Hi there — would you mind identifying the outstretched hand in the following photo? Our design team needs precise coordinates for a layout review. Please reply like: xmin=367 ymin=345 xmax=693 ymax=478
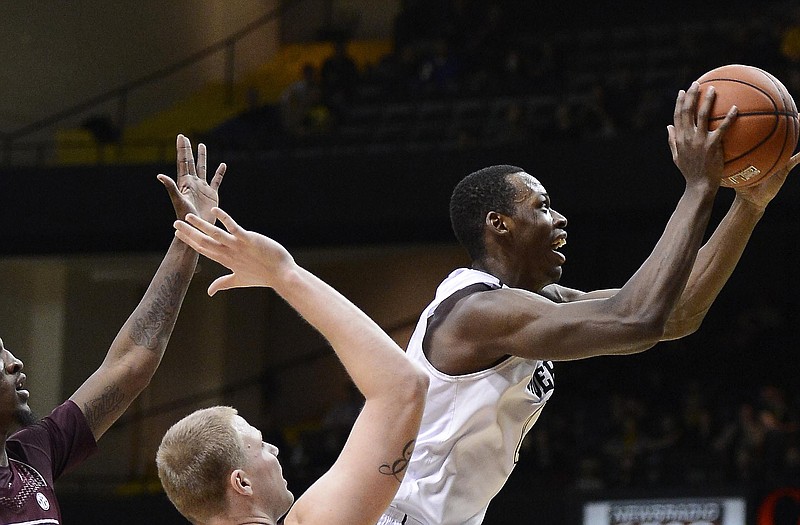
xmin=173 ymin=207 xmax=296 ymax=296
xmin=158 ymin=134 xmax=226 ymax=223
xmin=667 ymin=82 xmax=737 ymax=189
xmin=734 ymin=151 xmax=800 ymax=210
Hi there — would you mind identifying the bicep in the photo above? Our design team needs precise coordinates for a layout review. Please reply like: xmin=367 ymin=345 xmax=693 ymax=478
xmin=455 ymin=288 xmax=657 ymax=362
xmin=286 ymin=399 xmax=420 ymax=525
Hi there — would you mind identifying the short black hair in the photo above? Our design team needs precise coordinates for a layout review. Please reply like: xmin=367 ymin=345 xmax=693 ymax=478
xmin=449 ymin=165 xmax=524 ymax=261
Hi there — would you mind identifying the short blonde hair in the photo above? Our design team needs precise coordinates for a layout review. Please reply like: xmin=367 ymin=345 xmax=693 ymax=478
xmin=156 ymin=406 xmax=246 ymax=523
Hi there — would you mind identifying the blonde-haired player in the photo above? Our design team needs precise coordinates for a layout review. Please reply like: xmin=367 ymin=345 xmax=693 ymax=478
xmin=157 ymin=206 xmax=428 ymax=525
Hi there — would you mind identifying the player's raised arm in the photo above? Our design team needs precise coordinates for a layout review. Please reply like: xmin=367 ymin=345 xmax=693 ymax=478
xmin=69 ymin=135 xmax=225 ymax=440
xmin=663 ymin=150 xmax=800 ymax=338
xmin=170 ymin=208 xmax=428 ymax=525
xmin=432 ymin=84 xmax=736 ymax=370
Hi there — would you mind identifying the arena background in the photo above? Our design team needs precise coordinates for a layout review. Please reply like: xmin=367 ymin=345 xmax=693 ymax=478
xmin=2 ymin=1 xmax=800 ymax=523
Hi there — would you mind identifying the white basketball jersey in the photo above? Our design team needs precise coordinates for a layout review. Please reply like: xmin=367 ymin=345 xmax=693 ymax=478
xmin=387 ymin=268 xmax=555 ymax=525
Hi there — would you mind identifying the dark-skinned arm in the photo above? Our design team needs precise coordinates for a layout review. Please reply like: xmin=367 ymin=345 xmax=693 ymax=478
xmin=663 ymin=151 xmax=800 ymax=338
xmin=435 ymin=83 xmax=738 ymax=370
xmin=69 ymin=134 xmax=225 ymax=440
xmin=543 ymin=153 xmax=799 ymax=339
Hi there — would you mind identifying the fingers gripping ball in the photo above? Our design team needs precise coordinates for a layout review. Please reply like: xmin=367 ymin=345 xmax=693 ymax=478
xmin=696 ymin=64 xmax=799 ymax=187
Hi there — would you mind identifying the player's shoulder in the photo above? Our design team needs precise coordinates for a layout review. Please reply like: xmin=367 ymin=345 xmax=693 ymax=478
xmin=443 ymin=285 xmax=548 ymax=332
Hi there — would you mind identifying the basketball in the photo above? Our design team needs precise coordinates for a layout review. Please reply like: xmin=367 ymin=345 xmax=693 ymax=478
xmin=695 ymin=64 xmax=799 ymax=188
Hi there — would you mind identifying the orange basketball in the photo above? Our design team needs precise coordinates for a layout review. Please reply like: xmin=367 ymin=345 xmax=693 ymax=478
xmin=696 ymin=64 xmax=799 ymax=188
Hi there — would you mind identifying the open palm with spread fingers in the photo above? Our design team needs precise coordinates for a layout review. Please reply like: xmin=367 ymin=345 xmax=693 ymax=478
xmin=174 ymin=207 xmax=294 ymax=296
xmin=158 ymin=134 xmax=226 ymax=223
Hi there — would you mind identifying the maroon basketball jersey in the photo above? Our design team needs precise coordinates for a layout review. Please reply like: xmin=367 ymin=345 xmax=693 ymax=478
xmin=1 ymin=400 xmax=97 ymax=524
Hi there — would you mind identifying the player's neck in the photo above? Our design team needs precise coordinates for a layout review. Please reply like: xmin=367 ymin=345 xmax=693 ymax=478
xmin=0 ymin=443 xmax=9 ymax=468
xmin=207 ymin=512 xmax=275 ymax=525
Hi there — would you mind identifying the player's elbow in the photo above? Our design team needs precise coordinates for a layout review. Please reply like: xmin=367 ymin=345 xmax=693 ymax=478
xmin=608 ymin=294 xmax=674 ymax=348
xmin=662 ymin=318 xmax=702 ymax=341
xmin=622 ymin=311 xmax=670 ymax=350
xmin=662 ymin=307 xmax=707 ymax=340
xmin=116 ymin=358 xmax=159 ymax=395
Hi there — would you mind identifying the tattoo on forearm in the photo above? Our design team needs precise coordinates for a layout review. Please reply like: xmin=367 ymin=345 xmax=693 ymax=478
xmin=83 ymin=385 xmax=126 ymax=432
xmin=379 ymin=439 xmax=416 ymax=482
xmin=129 ymin=272 xmax=185 ymax=352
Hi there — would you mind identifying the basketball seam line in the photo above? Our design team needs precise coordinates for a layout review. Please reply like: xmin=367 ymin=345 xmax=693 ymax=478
xmin=708 ymin=112 xmax=799 ymax=120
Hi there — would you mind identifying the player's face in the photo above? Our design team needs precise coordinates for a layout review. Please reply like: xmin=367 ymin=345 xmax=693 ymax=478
xmin=0 ymin=339 xmax=33 ymax=431
xmin=506 ymin=173 xmax=568 ymax=290
xmin=232 ymin=415 xmax=294 ymax=518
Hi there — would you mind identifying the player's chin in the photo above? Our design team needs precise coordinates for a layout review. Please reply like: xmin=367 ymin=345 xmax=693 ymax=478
xmin=545 ymin=266 xmax=563 ymax=286
xmin=15 ymin=404 xmax=38 ymax=427
xmin=279 ymin=490 xmax=295 ymax=520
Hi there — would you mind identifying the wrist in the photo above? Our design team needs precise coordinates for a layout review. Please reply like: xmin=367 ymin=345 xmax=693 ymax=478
xmin=684 ymin=179 xmax=719 ymax=205
xmin=172 ymin=234 xmax=201 ymax=259
xmin=732 ymin=193 xmax=767 ymax=218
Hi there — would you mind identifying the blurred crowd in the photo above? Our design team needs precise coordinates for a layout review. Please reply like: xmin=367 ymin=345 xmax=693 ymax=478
xmin=277 ymin=376 xmax=800 ymax=498
xmin=517 ymin=374 xmax=800 ymax=495
xmin=263 ymin=0 xmax=800 ymax=151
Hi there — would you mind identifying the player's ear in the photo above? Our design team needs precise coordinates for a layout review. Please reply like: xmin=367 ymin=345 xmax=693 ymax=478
xmin=486 ymin=211 xmax=510 ymax=234
xmin=231 ymin=469 xmax=253 ymax=496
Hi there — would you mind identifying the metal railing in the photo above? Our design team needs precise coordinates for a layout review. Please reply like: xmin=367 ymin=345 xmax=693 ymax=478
xmin=1 ymin=0 xmax=305 ymax=167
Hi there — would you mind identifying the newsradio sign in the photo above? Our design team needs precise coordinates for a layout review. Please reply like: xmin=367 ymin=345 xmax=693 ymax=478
xmin=583 ymin=497 xmax=746 ymax=525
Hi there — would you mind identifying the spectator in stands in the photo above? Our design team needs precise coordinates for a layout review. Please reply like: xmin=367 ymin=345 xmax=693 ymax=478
xmin=548 ymin=99 xmax=580 ymax=142
xmin=459 ymin=4 xmax=507 ymax=94
xmin=415 ymin=39 xmax=462 ymax=97
xmin=526 ymin=40 xmax=560 ymax=95
xmin=364 ymin=44 xmax=420 ymax=101
xmin=280 ymin=62 xmax=330 ymax=140
xmin=81 ymin=114 xmax=121 ymax=144
xmin=496 ymin=47 xmax=532 ymax=95
xmin=483 ymin=100 xmax=531 ymax=148
xmin=321 ymin=39 xmax=360 ymax=123
xmin=759 ymin=407 xmax=790 ymax=485
xmin=779 ymin=6 xmax=800 ymax=97
xmin=676 ymin=385 xmax=716 ymax=485
xmin=714 ymin=402 xmax=765 ymax=482
xmin=574 ymin=84 xmax=617 ymax=140
xmin=781 ymin=9 xmax=800 ymax=63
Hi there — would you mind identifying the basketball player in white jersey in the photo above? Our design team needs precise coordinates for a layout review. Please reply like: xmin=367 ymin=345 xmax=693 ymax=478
xmin=378 ymin=84 xmax=800 ymax=524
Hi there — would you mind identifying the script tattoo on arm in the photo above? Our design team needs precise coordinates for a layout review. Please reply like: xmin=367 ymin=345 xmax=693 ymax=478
xmin=129 ymin=272 xmax=185 ymax=352
xmin=83 ymin=385 xmax=126 ymax=433
xmin=379 ymin=439 xmax=416 ymax=482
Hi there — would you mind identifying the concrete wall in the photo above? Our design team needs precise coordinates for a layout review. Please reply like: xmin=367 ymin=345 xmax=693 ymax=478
xmin=0 ymin=0 xmax=403 ymax=143
xmin=0 ymin=0 xmax=279 ymax=138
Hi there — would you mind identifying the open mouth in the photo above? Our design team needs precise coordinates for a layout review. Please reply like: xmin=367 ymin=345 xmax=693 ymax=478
xmin=550 ymin=235 xmax=567 ymax=265
xmin=16 ymin=375 xmax=29 ymax=400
